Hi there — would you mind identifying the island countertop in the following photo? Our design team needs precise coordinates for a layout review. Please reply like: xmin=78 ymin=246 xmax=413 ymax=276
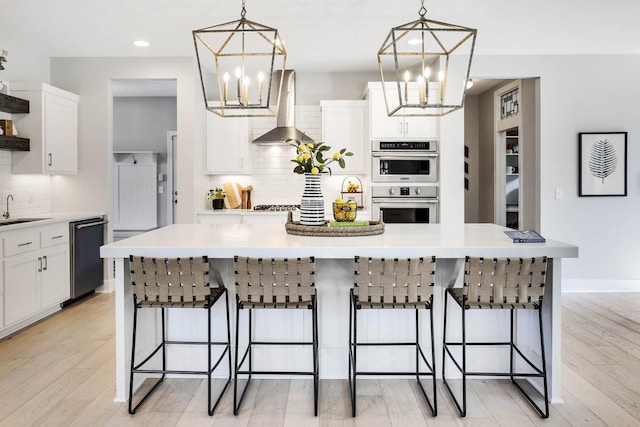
xmin=100 ymin=222 xmax=578 ymax=259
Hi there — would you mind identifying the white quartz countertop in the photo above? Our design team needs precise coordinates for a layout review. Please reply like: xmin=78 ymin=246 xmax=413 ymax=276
xmin=0 ymin=212 xmax=106 ymax=231
xmin=101 ymin=223 xmax=578 ymax=260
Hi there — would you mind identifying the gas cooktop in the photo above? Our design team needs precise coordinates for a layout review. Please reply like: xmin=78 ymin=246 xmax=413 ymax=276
xmin=253 ymin=204 xmax=300 ymax=211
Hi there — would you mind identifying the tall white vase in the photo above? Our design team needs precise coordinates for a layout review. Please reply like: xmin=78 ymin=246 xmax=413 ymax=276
xmin=300 ymin=173 xmax=325 ymax=226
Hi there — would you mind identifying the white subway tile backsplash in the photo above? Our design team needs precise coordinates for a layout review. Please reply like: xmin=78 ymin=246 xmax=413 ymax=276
xmin=0 ymin=151 xmax=52 ymax=216
xmin=206 ymin=105 xmax=364 ymax=210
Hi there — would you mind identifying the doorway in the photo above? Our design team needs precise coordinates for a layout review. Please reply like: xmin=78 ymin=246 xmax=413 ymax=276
xmin=463 ymin=78 xmax=540 ymax=230
xmin=110 ymin=79 xmax=177 ymax=240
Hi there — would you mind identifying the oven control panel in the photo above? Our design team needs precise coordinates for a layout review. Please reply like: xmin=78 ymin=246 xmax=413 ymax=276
xmin=372 ymin=184 xmax=437 ymax=199
xmin=373 ymin=140 xmax=437 ymax=152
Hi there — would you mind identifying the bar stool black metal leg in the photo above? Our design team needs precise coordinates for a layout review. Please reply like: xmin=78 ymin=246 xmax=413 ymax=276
xmin=312 ymin=295 xmax=319 ymax=416
xmin=538 ymin=306 xmax=550 ymax=418
xmin=413 ymin=305 xmax=436 ymax=416
xmin=128 ymin=300 xmax=138 ymax=414
xmin=349 ymin=292 xmax=358 ymax=417
xmin=207 ymin=303 xmax=213 ymax=415
xmin=234 ymin=305 xmax=256 ymax=415
xmin=442 ymin=290 xmax=467 ymax=417
xmin=461 ymin=298 xmax=467 ymax=417
xmin=203 ymin=289 xmax=232 ymax=416
xmin=429 ymin=303 xmax=437 ymax=415
xmin=233 ymin=301 xmax=244 ymax=415
xmin=128 ymin=303 xmax=166 ymax=414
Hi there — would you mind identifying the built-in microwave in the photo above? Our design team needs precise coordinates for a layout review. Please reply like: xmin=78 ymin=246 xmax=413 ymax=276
xmin=372 ymin=140 xmax=438 ymax=183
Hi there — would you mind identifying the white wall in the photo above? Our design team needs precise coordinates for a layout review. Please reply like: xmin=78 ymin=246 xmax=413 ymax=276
xmin=48 ymin=57 xmax=200 ymax=231
xmin=469 ymin=54 xmax=640 ymax=290
xmin=0 ymin=37 xmax=50 ymax=84
xmin=0 ymin=39 xmax=52 ymax=215
xmin=113 ymin=96 xmax=176 ymax=152
xmin=464 ymin=96 xmax=480 ymax=222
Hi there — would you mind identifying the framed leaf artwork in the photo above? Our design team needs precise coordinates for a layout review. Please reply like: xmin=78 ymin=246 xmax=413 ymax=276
xmin=578 ymin=132 xmax=627 ymax=196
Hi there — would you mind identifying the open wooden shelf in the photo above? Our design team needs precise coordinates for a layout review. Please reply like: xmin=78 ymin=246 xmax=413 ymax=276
xmin=0 ymin=92 xmax=31 ymax=151
xmin=0 ymin=92 xmax=30 ymax=114
xmin=0 ymin=135 xmax=30 ymax=151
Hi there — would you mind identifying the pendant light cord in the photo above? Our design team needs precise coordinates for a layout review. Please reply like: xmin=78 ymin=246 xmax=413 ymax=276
xmin=241 ymin=0 xmax=246 ymax=19
xmin=419 ymin=0 xmax=427 ymax=18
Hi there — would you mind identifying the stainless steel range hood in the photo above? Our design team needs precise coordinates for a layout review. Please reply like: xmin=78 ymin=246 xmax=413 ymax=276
xmin=253 ymin=70 xmax=313 ymax=144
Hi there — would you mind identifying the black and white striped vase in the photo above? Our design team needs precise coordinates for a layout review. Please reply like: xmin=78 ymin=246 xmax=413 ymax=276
xmin=300 ymin=173 xmax=325 ymax=226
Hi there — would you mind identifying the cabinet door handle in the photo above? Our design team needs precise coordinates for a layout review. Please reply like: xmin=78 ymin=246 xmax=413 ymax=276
xmin=398 ymin=121 xmax=403 ymax=135
xmin=38 ymin=257 xmax=43 ymax=272
xmin=18 ymin=241 xmax=33 ymax=247
xmin=48 ymin=153 xmax=53 ymax=167
xmin=405 ymin=122 xmax=409 ymax=135
xmin=51 ymin=235 xmax=64 ymax=240
xmin=43 ymin=255 xmax=48 ymax=271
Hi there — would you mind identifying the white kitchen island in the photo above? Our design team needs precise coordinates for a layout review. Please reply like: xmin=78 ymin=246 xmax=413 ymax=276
xmin=101 ymin=222 xmax=578 ymax=404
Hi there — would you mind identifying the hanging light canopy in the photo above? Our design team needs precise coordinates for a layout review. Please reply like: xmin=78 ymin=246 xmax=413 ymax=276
xmin=378 ymin=0 xmax=477 ymax=117
xmin=193 ymin=0 xmax=286 ymax=117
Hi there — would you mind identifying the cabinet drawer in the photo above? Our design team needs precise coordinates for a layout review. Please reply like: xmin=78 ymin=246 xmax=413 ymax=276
xmin=41 ymin=224 xmax=69 ymax=248
xmin=4 ymin=230 xmax=40 ymax=257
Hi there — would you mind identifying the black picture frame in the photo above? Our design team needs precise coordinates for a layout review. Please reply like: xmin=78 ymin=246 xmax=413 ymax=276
xmin=578 ymin=132 xmax=627 ymax=197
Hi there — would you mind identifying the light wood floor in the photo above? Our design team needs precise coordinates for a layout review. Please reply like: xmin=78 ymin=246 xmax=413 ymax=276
xmin=1 ymin=292 xmax=639 ymax=426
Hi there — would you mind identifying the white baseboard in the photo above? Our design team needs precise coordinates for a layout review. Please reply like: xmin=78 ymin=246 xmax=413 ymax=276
xmin=562 ymin=279 xmax=640 ymax=293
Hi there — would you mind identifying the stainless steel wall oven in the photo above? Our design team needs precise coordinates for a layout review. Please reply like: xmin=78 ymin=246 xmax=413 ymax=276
xmin=371 ymin=139 xmax=439 ymax=223
xmin=371 ymin=184 xmax=438 ymax=223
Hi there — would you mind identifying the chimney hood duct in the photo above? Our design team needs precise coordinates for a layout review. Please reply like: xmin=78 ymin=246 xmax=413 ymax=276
xmin=253 ymin=70 xmax=313 ymax=144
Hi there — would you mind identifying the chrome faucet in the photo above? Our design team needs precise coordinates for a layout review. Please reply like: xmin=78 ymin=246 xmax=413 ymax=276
xmin=3 ymin=194 xmax=13 ymax=219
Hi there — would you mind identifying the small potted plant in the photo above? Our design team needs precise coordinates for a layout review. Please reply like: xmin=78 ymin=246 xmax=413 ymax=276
xmin=208 ymin=188 xmax=225 ymax=210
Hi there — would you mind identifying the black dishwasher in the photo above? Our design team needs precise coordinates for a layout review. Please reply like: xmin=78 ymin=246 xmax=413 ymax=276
xmin=65 ymin=217 xmax=108 ymax=306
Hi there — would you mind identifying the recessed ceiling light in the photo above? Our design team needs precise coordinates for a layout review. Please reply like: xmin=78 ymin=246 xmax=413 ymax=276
xmin=133 ymin=40 xmax=150 ymax=47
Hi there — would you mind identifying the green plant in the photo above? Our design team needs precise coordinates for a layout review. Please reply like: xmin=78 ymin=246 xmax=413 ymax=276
xmin=0 ymin=50 xmax=7 ymax=71
xmin=208 ymin=187 xmax=226 ymax=199
xmin=288 ymin=138 xmax=352 ymax=175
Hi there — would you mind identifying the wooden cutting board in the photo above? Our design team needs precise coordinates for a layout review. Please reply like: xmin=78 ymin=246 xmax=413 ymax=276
xmin=223 ymin=182 xmax=243 ymax=209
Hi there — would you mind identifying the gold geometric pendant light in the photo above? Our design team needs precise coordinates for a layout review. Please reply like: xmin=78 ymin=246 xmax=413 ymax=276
xmin=378 ymin=0 xmax=477 ymax=117
xmin=193 ymin=0 xmax=286 ymax=117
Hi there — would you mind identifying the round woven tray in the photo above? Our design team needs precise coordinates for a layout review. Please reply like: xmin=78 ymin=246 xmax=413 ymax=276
xmin=285 ymin=212 xmax=385 ymax=237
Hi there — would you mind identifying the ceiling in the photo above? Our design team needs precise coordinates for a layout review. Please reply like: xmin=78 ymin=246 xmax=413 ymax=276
xmin=2 ymin=0 xmax=640 ymax=74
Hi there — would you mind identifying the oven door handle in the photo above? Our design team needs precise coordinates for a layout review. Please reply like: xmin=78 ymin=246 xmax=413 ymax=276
xmin=373 ymin=198 xmax=438 ymax=205
xmin=372 ymin=152 xmax=438 ymax=158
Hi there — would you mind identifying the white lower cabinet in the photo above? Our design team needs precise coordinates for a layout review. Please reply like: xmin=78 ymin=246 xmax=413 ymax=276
xmin=1 ymin=223 xmax=69 ymax=334
xmin=40 ymin=246 xmax=70 ymax=308
xmin=4 ymin=251 xmax=41 ymax=326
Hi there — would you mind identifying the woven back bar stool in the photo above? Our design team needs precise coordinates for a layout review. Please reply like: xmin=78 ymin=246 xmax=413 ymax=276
xmin=442 ymin=256 xmax=549 ymax=418
xmin=349 ymin=256 xmax=437 ymax=417
xmin=233 ymin=256 xmax=319 ymax=416
xmin=128 ymin=256 xmax=231 ymax=415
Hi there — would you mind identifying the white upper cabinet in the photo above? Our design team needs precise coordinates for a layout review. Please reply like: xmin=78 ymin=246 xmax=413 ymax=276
xmin=11 ymin=83 xmax=78 ymax=174
xmin=367 ymin=83 xmax=437 ymax=139
xmin=205 ymin=111 xmax=251 ymax=174
xmin=320 ymin=100 xmax=368 ymax=174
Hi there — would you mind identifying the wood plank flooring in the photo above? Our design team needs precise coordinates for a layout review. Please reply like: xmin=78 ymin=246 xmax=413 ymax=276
xmin=1 ymin=292 xmax=639 ymax=426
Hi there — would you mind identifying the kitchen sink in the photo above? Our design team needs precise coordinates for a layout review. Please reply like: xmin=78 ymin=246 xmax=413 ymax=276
xmin=0 ymin=218 xmax=50 ymax=226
